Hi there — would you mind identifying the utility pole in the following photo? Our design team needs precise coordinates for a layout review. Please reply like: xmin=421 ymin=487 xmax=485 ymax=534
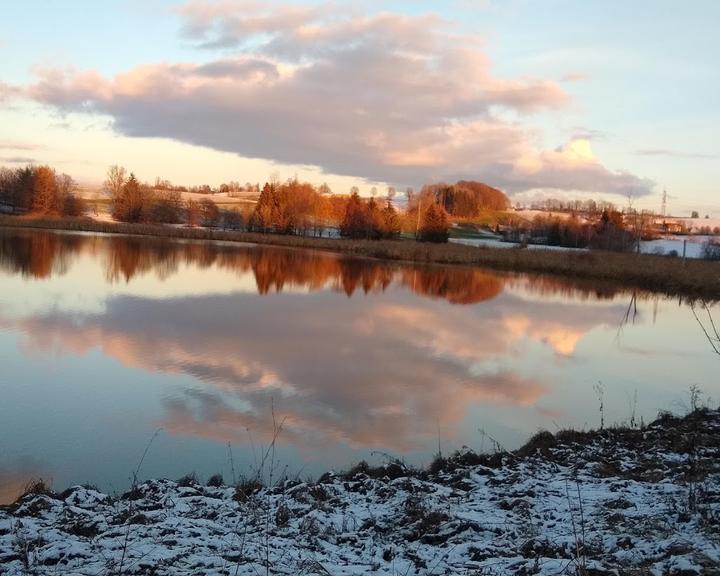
xmin=661 ymin=188 xmax=667 ymax=217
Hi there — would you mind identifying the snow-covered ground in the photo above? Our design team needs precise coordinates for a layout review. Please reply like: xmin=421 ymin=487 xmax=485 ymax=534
xmin=450 ymin=235 xmax=719 ymax=259
xmin=450 ymin=237 xmax=587 ymax=252
xmin=2 ymin=410 xmax=718 ymax=575
xmin=640 ymin=236 xmax=715 ymax=259
xmin=78 ymin=187 xmax=256 ymax=205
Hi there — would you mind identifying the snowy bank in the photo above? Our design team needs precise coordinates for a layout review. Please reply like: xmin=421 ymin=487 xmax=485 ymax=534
xmin=1 ymin=410 xmax=718 ymax=575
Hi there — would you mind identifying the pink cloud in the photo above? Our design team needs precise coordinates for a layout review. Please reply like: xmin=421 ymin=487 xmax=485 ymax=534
xmin=16 ymin=3 xmax=652 ymax=196
xmin=561 ymin=72 xmax=590 ymax=82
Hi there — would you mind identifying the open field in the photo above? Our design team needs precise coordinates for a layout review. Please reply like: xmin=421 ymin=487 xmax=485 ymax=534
xmin=0 ymin=214 xmax=719 ymax=300
xmin=77 ymin=186 xmax=259 ymax=207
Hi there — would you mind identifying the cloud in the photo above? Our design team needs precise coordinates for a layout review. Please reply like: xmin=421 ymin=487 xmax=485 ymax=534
xmin=635 ymin=148 xmax=716 ymax=160
xmin=3 ymin=280 xmax=627 ymax=454
xmin=571 ymin=127 xmax=607 ymax=141
xmin=18 ymin=3 xmax=651 ymax=196
xmin=0 ymin=231 xmax=633 ymax=455
xmin=0 ymin=156 xmax=36 ymax=164
xmin=561 ymin=72 xmax=590 ymax=82
xmin=0 ymin=141 xmax=43 ymax=151
xmin=508 ymin=139 xmax=654 ymax=198
xmin=0 ymin=82 xmax=20 ymax=102
xmin=3 ymin=292 xmax=553 ymax=452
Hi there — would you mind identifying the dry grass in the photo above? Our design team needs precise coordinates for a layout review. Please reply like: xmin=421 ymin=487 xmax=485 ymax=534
xmin=1 ymin=214 xmax=719 ymax=300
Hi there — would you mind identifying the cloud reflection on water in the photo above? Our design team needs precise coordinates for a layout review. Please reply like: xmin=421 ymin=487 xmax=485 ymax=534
xmin=0 ymin=229 xmax=634 ymax=456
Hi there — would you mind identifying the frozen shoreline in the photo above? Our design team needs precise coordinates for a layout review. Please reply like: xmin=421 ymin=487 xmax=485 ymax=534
xmin=450 ymin=234 xmax=718 ymax=259
xmin=1 ymin=409 xmax=718 ymax=575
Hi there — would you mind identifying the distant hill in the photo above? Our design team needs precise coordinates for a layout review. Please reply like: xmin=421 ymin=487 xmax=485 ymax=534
xmin=421 ymin=180 xmax=510 ymax=217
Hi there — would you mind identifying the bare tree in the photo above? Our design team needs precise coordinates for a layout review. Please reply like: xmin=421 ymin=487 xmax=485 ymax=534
xmin=186 ymin=199 xmax=201 ymax=227
xmin=57 ymin=173 xmax=76 ymax=197
xmin=200 ymin=198 xmax=220 ymax=227
xmin=105 ymin=165 xmax=127 ymax=201
xmin=405 ymin=187 xmax=414 ymax=204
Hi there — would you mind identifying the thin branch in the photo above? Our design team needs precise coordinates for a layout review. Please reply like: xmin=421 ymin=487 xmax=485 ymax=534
xmin=691 ymin=301 xmax=720 ymax=355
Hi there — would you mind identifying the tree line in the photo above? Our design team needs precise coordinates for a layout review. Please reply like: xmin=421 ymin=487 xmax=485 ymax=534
xmin=0 ymin=165 xmax=85 ymax=217
xmin=518 ymin=197 xmax=621 ymax=215
xmin=414 ymin=181 xmax=510 ymax=217
xmin=1 ymin=227 xmax=642 ymax=300
xmin=107 ymin=166 xmax=454 ymax=242
xmin=501 ymin=209 xmax=635 ymax=251
xmin=2 ymin=163 xmax=528 ymax=245
xmin=0 ymin=227 xmax=509 ymax=303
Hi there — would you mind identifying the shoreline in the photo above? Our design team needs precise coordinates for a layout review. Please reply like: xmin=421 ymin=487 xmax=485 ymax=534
xmin=1 ymin=214 xmax=719 ymax=300
xmin=2 ymin=408 xmax=718 ymax=574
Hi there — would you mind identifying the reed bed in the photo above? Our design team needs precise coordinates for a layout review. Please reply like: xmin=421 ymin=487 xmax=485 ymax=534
xmin=1 ymin=214 xmax=718 ymax=300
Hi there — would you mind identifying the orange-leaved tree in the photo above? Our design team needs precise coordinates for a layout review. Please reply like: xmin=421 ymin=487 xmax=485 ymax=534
xmin=418 ymin=203 xmax=450 ymax=243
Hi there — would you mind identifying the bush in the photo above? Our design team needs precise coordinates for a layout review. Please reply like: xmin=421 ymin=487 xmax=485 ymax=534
xmin=702 ymin=241 xmax=720 ymax=261
xmin=149 ymin=191 xmax=182 ymax=224
xmin=200 ymin=198 xmax=220 ymax=227
xmin=62 ymin=194 xmax=86 ymax=217
xmin=221 ymin=209 xmax=244 ymax=230
xmin=177 ymin=472 xmax=198 ymax=487
xmin=206 ymin=473 xmax=224 ymax=487
xmin=233 ymin=478 xmax=263 ymax=502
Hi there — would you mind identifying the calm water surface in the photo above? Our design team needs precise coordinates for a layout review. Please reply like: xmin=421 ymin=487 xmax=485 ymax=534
xmin=0 ymin=228 xmax=717 ymax=502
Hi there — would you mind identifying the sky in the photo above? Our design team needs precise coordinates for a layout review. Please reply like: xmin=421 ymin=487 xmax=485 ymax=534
xmin=0 ymin=0 xmax=718 ymax=215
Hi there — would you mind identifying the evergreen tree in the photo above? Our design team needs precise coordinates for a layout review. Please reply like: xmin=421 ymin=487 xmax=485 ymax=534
xmin=112 ymin=173 xmax=146 ymax=222
xmin=381 ymin=200 xmax=400 ymax=238
xmin=418 ymin=203 xmax=450 ymax=243
xmin=340 ymin=191 xmax=368 ymax=239
xmin=250 ymin=182 xmax=276 ymax=232
xmin=365 ymin=197 xmax=382 ymax=239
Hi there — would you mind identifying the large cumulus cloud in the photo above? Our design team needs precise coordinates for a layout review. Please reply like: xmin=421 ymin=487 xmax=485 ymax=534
xmin=21 ymin=2 xmax=653 ymax=196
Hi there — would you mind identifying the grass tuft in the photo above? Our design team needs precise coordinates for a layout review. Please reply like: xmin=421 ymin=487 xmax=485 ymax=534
xmin=206 ymin=473 xmax=224 ymax=487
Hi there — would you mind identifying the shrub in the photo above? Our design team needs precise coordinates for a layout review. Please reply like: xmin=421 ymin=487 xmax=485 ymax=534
xmin=275 ymin=503 xmax=291 ymax=527
xmin=149 ymin=190 xmax=182 ymax=224
xmin=21 ymin=478 xmax=53 ymax=498
xmin=206 ymin=473 xmax=224 ymax=487
xmin=702 ymin=241 xmax=720 ymax=261
xmin=62 ymin=194 xmax=86 ymax=217
xmin=177 ymin=473 xmax=198 ymax=487
xmin=516 ymin=430 xmax=556 ymax=457
xmin=233 ymin=478 xmax=263 ymax=502
xmin=200 ymin=198 xmax=220 ymax=227
xmin=221 ymin=209 xmax=244 ymax=230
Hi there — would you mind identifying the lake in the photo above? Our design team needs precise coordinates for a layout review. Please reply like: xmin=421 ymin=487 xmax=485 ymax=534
xmin=0 ymin=228 xmax=717 ymax=503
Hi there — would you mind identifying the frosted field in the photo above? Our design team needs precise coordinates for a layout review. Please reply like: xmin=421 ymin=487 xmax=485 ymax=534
xmin=2 ymin=410 xmax=717 ymax=575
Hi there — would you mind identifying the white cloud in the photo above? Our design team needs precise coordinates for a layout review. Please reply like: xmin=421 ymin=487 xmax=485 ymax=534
xmin=635 ymin=148 xmax=716 ymax=160
xmin=17 ymin=2 xmax=653 ymax=196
